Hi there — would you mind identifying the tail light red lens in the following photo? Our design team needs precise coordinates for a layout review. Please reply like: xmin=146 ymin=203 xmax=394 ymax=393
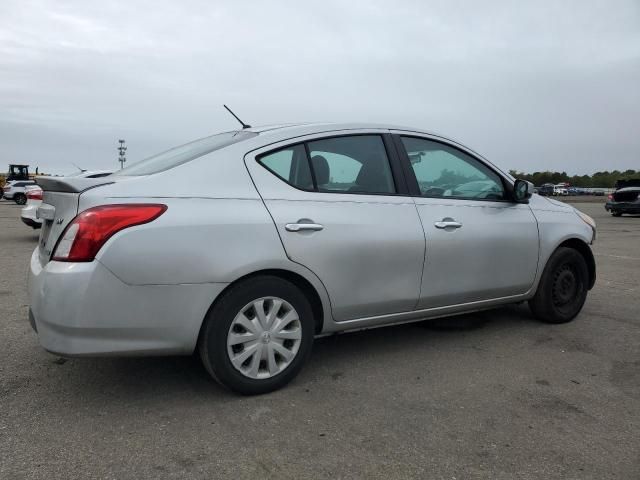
xmin=27 ymin=189 xmax=43 ymax=200
xmin=52 ymin=204 xmax=167 ymax=262
xmin=607 ymin=194 xmax=613 ymax=200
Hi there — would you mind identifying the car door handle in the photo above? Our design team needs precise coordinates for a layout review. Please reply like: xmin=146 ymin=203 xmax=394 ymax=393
xmin=285 ymin=223 xmax=324 ymax=232
xmin=434 ymin=220 xmax=462 ymax=229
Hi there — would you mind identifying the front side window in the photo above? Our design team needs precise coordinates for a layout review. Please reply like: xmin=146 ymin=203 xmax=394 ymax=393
xmin=307 ymin=135 xmax=395 ymax=194
xmin=401 ymin=137 xmax=505 ymax=200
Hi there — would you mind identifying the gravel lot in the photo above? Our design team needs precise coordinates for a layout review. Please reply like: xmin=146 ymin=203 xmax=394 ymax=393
xmin=0 ymin=200 xmax=638 ymax=479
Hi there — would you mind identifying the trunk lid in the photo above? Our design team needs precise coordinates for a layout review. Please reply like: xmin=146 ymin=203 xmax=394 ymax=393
xmin=35 ymin=176 xmax=113 ymax=265
xmin=612 ymin=188 xmax=640 ymax=203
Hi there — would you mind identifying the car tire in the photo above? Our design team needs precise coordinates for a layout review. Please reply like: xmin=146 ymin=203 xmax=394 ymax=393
xmin=198 ymin=275 xmax=314 ymax=395
xmin=612 ymin=211 xmax=622 ymax=217
xmin=529 ymin=247 xmax=589 ymax=324
xmin=14 ymin=193 xmax=27 ymax=205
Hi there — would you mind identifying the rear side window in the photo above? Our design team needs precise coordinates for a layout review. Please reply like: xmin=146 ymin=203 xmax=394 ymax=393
xmin=307 ymin=136 xmax=395 ymax=194
xmin=114 ymin=130 xmax=257 ymax=176
xmin=258 ymin=135 xmax=396 ymax=195
xmin=258 ymin=144 xmax=313 ymax=190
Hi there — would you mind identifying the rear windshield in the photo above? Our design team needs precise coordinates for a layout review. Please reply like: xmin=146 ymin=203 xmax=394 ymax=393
xmin=113 ymin=130 xmax=257 ymax=176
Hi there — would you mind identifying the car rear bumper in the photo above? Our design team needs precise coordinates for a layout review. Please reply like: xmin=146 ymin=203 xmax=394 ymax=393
xmin=605 ymin=201 xmax=640 ymax=213
xmin=28 ymin=248 xmax=227 ymax=356
xmin=21 ymin=216 xmax=41 ymax=229
xmin=21 ymin=204 xmax=42 ymax=228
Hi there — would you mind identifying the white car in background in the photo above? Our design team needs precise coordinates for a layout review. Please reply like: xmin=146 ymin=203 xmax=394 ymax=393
xmin=2 ymin=180 xmax=37 ymax=205
xmin=554 ymin=185 xmax=569 ymax=196
xmin=20 ymin=185 xmax=44 ymax=228
xmin=20 ymin=170 xmax=112 ymax=229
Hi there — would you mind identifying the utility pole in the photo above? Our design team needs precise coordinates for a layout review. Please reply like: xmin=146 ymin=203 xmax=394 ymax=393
xmin=118 ymin=139 xmax=127 ymax=169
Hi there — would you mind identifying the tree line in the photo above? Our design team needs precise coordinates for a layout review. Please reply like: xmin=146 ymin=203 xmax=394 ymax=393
xmin=508 ymin=169 xmax=640 ymax=188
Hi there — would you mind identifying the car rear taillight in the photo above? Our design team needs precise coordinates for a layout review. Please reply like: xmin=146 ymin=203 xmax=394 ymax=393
xmin=27 ymin=189 xmax=43 ymax=200
xmin=607 ymin=194 xmax=613 ymax=200
xmin=52 ymin=204 xmax=167 ymax=262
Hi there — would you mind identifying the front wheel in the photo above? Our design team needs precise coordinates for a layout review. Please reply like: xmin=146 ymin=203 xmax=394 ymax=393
xmin=529 ymin=247 xmax=589 ymax=324
xmin=198 ymin=276 xmax=314 ymax=395
xmin=611 ymin=211 xmax=622 ymax=217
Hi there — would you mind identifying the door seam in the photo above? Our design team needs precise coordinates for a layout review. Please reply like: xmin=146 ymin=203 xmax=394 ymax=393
xmin=411 ymin=198 xmax=428 ymax=310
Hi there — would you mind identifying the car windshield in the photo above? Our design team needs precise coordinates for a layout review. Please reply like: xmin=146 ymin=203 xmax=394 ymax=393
xmin=113 ymin=130 xmax=257 ymax=176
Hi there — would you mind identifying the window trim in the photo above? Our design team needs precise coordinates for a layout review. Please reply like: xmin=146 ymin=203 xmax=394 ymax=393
xmin=393 ymin=133 xmax=517 ymax=203
xmin=255 ymin=133 xmax=411 ymax=197
xmin=302 ymin=142 xmax=318 ymax=191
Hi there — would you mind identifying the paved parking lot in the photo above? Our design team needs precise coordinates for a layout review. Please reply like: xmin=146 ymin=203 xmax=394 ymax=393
xmin=0 ymin=200 xmax=638 ymax=479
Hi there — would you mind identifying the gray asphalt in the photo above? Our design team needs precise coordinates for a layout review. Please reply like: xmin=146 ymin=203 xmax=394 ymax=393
xmin=0 ymin=200 xmax=638 ymax=479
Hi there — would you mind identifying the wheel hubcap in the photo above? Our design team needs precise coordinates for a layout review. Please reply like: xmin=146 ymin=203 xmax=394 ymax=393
xmin=552 ymin=265 xmax=578 ymax=306
xmin=227 ymin=297 xmax=302 ymax=379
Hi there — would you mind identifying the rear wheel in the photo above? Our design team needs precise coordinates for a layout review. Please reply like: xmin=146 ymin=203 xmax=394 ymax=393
xmin=611 ymin=211 xmax=622 ymax=217
xmin=529 ymin=247 xmax=589 ymax=324
xmin=14 ymin=193 xmax=27 ymax=205
xmin=198 ymin=276 xmax=314 ymax=395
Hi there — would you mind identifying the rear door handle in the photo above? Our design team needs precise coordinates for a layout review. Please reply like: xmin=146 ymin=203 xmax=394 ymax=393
xmin=434 ymin=219 xmax=462 ymax=229
xmin=285 ymin=223 xmax=324 ymax=232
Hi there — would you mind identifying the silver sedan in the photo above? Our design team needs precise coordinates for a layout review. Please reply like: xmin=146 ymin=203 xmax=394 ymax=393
xmin=28 ymin=123 xmax=597 ymax=394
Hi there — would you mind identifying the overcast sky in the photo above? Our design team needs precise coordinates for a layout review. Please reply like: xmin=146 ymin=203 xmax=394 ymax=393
xmin=1 ymin=0 xmax=638 ymax=175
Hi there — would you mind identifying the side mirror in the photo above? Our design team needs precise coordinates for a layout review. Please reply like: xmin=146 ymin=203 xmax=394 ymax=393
xmin=513 ymin=179 xmax=534 ymax=202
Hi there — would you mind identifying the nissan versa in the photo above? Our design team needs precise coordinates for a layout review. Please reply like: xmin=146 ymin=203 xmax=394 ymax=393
xmin=28 ymin=123 xmax=597 ymax=394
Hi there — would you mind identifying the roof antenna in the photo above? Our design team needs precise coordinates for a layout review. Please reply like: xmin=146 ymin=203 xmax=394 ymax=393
xmin=223 ymin=104 xmax=252 ymax=129
xmin=72 ymin=162 xmax=87 ymax=172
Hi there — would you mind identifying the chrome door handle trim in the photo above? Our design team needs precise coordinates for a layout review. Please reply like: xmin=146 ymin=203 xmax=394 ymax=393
xmin=285 ymin=223 xmax=324 ymax=232
xmin=434 ymin=221 xmax=462 ymax=229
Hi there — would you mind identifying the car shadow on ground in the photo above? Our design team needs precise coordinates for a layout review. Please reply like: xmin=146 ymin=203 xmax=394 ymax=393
xmin=36 ymin=304 xmax=539 ymax=402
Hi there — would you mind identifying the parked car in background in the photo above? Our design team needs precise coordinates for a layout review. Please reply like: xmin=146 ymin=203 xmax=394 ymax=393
xmin=567 ymin=187 xmax=586 ymax=196
xmin=20 ymin=170 xmax=112 ymax=228
xmin=28 ymin=123 xmax=597 ymax=394
xmin=553 ymin=185 xmax=569 ymax=196
xmin=536 ymin=184 xmax=554 ymax=196
xmin=605 ymin=187 xmax=640 ymax=216
xmin=20 ymin=186 xmax=43 ymax=228
xmin=2 ymin=180 xmax=37 ymax=204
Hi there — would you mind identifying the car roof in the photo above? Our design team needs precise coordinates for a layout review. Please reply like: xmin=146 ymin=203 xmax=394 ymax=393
xmin=246 ymin=122 xmax=442 ymax=136
xmin=238 ymin=122 xmax=512 ymax=181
